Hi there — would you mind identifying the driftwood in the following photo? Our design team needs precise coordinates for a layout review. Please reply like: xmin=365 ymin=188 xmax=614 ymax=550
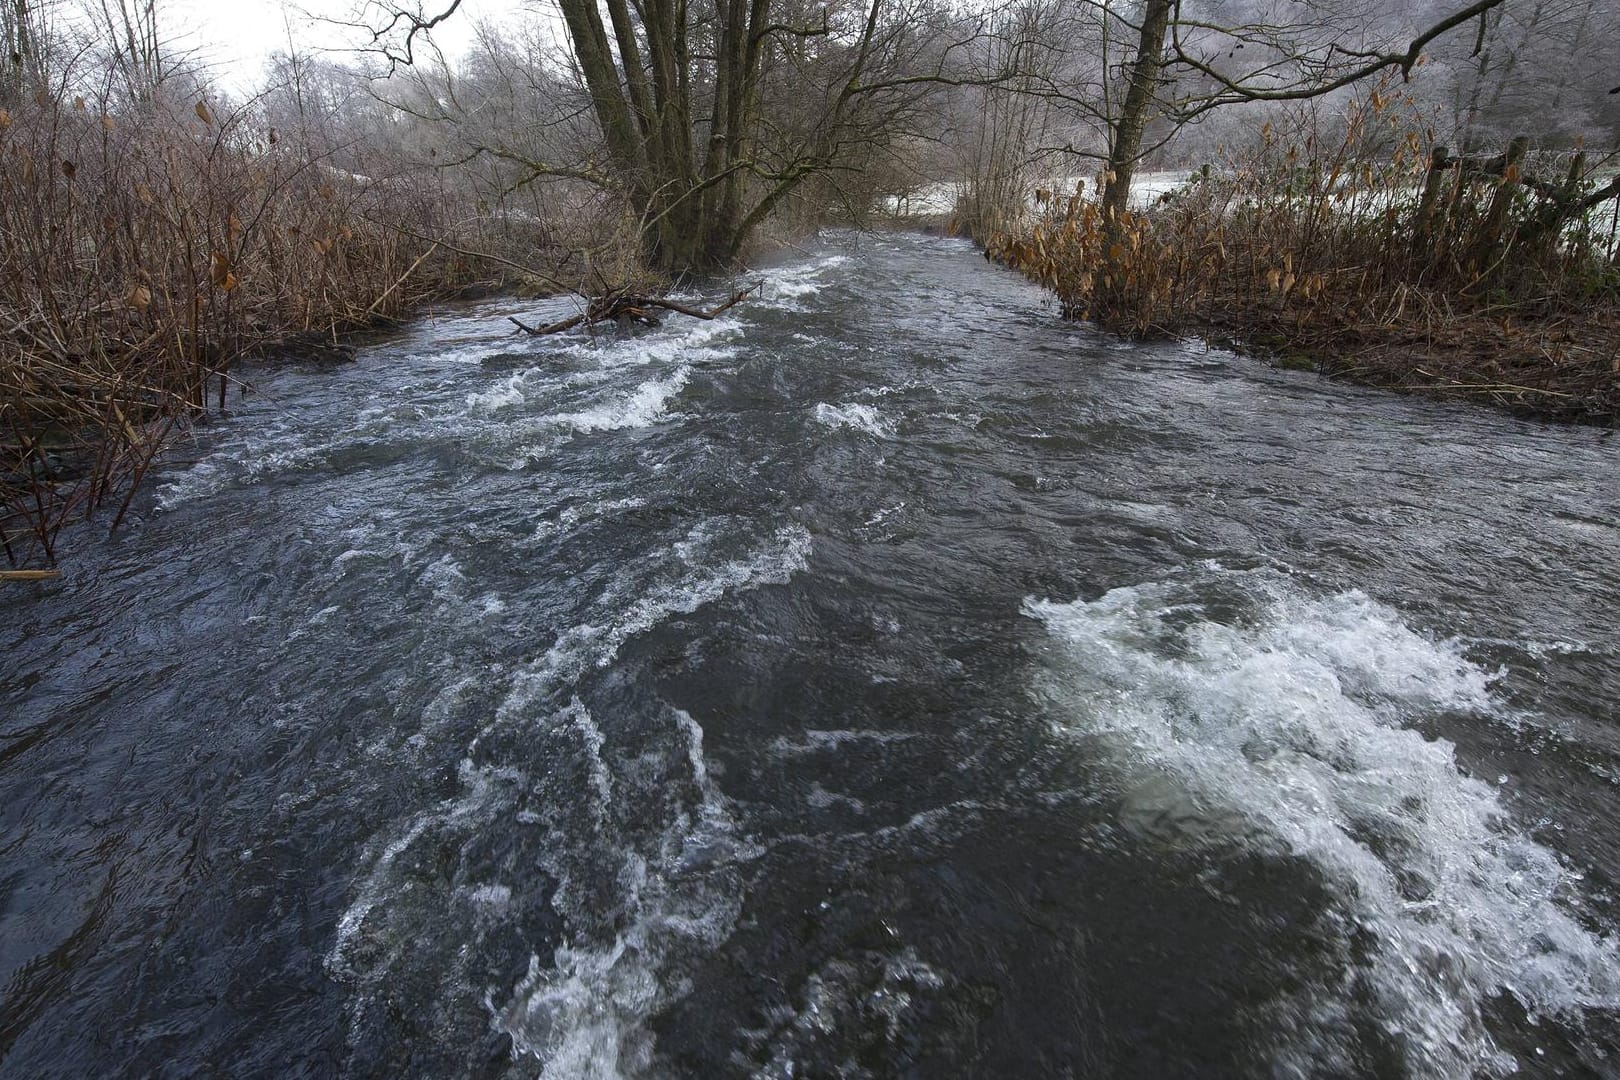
xmin=509 ymin=282 xmax=762 ymax=336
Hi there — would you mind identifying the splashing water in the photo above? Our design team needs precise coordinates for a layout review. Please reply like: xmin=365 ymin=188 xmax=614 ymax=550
xmin=1027 ymin=567 xmax=1620 ymax=1076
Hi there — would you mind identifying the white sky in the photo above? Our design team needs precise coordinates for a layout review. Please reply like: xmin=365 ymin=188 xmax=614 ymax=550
xmin=158 ymin=0 xmax=531 ymax=89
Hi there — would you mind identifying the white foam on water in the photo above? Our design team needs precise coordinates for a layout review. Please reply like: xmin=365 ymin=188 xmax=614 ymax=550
xmin=564 ymin=697 xmax=614 ymax=811
xmin=465 ymin=316 xmax=739 ymax=416
xmin=1026 ymin=572 xmax=1620 ymax=1077
xmin=327 ymin=758 xmax=515 ymax=977
xmin=158 ymin=314 xmax=740 ymax=508
xmin=864 ymin=503 xmax=905 ymax=527
xmin=856 ymin=380 xmax=929 ymax=400
xmin=468 ymin=527 xmax=812 ymax=1075
xmin=767 ymin=254 xmax=850 ymax=304
xmin=806 ymin=783 xmax=866 ymax=813
xmin=156 ymin=442 xmax=326 ymax=508
xmin=494 ymin=707 xmax=754 ymax=1079
xmin=465 ymin=371 xmax=532 ymax=413
xmin=748 ymin=947 xmax=948 ymax=1079
xmin=333 ymin=522 xmax=809 ymax=1004
xmin=812 ymin=402 xmax=895 ymax=439
xmin=546 ymin=367 xmax=691 ymax=434
xmin=554 ymin=316 xmax=742 ymax=370
xmin=465 ymin=883 xmax=514 ymax=908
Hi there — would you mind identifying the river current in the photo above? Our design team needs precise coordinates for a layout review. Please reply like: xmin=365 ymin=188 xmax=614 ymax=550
xmin=4 ymin=232 xmax=1620 ymax=1077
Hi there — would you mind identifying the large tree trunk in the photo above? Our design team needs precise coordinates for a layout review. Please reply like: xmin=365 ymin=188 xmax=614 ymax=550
xmin=550 ymin=0 xmax=902 ymax=276
xmin=1100 ymin=0 xmax=1172 ymax=227
xmin=1091 ymin=0 xmax=1172 ymax=311
xmin=557 ymin=0 xmax=773 ymax=274
xmin=556 ymin=0 xmax=647 ymax=186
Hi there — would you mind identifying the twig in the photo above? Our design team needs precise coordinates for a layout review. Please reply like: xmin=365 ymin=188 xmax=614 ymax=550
xmin=510 ymin=313 xmax=587 ymax=335
xmin=509 ymin=282 xmax=763 ymax=336
xmin=638 ymin=283 xmax=763 ymax=320
xmin=364 ymin=242 xmax=441 ymax=317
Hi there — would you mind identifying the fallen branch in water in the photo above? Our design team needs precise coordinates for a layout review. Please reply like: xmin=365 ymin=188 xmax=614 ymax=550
xmin=510 ymin=282 xmax=762 ymax=336
xmin=509 ymin=313 xmax=589 ymax=336
xmin=0 ymin=569 xmax=63 ymax=582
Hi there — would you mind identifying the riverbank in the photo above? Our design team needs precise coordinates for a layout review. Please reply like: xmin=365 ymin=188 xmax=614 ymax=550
xmin=1199 ymin=299 xmax=1620 ymax=427
xmin=948 ymin=222 xmax=1620 ymax=426
xmin=0 ymin=85 xmax=632 ymax=570
xmin=983 ymin=183 xmax=1619 ymax=426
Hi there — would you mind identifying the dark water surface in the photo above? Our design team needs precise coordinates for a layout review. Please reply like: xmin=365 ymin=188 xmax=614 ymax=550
xmin=5 ymin=233 xmax=1620 ymax=1078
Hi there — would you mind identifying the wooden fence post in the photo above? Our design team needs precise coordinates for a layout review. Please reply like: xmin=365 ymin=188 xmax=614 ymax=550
xmin=1476 ymin=135 xmax=1529 ymax=261
xmin=1415 ymin=145 xmax=1451 ymax=243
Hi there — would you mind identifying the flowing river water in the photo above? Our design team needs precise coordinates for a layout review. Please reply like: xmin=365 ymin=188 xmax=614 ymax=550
xmin=4 ymin=232 xmax=1620 ymax=1078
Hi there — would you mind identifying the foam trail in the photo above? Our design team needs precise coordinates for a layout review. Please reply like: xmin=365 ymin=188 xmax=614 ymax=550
xmin=497 ymin=524 xmax=812 ymax=721
xmin=495 ymin=707 xmax=752 ymax=1079
xmin=327 ymin=758 xmax=515 ymax=977
xmin=330 ymin=522 xmax=811 ymax=1076
xmin=528 ymin=497 xmax=647 ymax=542
xmin=1026 ymin=571 xmax=1620 ymax=1078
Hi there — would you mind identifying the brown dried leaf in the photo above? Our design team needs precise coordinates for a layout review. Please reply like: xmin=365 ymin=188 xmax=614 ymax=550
xmin=195 ymin=101 xmax=213 ymax=126
xmin=127 ymin=285 xmax=151 ymax=312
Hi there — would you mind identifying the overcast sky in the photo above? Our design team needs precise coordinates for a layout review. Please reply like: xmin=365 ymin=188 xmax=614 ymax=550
xmin=158 ymin=0 xmax=531 ymax=88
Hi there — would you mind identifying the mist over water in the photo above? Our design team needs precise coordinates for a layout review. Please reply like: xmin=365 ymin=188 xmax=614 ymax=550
xmin=4 ymin=232 xmax=1620 ymax=1078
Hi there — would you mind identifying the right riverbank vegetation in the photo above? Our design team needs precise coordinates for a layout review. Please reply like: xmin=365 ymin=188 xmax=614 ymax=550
xmin=4 ymin=0 xmax=1618 ymax=570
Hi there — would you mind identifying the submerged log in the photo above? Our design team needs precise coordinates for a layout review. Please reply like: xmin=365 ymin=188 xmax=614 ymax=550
xmin=509 ymin=283 xmax=762 ymax=336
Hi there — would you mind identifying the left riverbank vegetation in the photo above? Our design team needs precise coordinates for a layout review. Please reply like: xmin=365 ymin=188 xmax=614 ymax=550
xmin=0 ymin=0 xmax=616 ymax=569
xmin=4 ymin=0 xmax=1616 ymax=572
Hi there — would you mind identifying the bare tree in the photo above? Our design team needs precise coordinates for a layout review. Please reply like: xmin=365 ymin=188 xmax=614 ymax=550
xmin=361 ymin=0 xmax=1000 ymax=273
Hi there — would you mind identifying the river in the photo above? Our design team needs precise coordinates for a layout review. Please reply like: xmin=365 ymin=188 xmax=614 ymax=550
xmin=4 ymin=232 xmax=1620 ymax=1078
